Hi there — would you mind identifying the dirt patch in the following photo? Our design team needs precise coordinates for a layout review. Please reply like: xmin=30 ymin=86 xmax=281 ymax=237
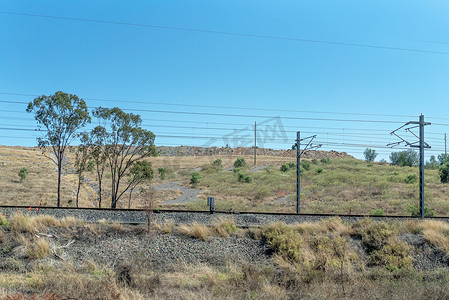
xmin=152 ymin=181 xmax=202 ymax=205
xmin=399 ymin=234 xmax=449 ymax=270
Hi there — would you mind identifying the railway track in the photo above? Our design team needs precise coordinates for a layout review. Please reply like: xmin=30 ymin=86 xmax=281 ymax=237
xmin=1 ymin=205 xmax=449 ymax=227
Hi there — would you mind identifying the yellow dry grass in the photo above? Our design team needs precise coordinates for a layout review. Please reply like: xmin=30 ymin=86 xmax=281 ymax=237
xmin=177 ymin=223 xmax=210 ymax=240
xmin=26 ymin=238 xmax=51 ymax=259
xmin=8 ymin=214 xmax=83 ymax=233
xmin=421 ymin=220 xmax=449 ymax=253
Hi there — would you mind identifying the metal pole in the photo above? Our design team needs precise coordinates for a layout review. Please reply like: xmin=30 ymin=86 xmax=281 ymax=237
xmin=254 ymin=121 xmax=257 ymax=166
xmin=296 ymin=131 xmax=300 ymax=214
xmin=419 ymin=114 xmax=425 ymax=218
xmin=445 ymin=133 xmax=447 ymax=156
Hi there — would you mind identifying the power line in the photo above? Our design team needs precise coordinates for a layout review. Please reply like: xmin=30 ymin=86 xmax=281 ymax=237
xmin=0 ymin=93 xmax=417 ymax=119
xmin=1 ymin=11 xmax=448 ymax=55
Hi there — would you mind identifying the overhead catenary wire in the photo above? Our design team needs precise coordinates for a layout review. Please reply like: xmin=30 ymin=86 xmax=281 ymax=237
xmin=0 ymin=93 xmax=418 ymax=119
xmin=1 ymin=11 xmax=449 ymax=55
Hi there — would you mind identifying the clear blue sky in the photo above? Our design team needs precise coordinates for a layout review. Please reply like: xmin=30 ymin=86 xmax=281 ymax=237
xmin=1 ymin=1 xmax=449 ymax=161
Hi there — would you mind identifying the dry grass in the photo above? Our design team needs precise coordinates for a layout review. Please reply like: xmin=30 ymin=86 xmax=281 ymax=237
xmin=154 ymin=221 xmax=174 ymax=233
xmin=59 ymin=216 xmax=84 ymax=227
xmin=26 ymin=238 xmax=51 ymax=260
xmin=211 ymin=218 xmax=238 ymax=237
xmin=8 ymin=214 xmax=83 ymax=233
xmin=421 ymin=220 xmax=449 ymax=253
xmin=2 ymin=145 xmax=449 ymax=216
xmin=177 ymin=222 xmax=211 ymax=240
xmin=0 ymin=216 xmax=449 ymax=299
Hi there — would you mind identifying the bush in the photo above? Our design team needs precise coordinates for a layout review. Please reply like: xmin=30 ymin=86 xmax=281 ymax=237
xmin=190 ymin=172 xmax=201 ymax=186
xmin=234 ymin=158 xmax=247 ymax=168
xmin=237 ymin=173 xmax=245 ymax=182
xmin=158 ymin=167 xmax=166 ymax=180
xmin=233 ymin=167 xmax=241 ymax=173
xmin=244 ymin=176 xmax=253 ymax=183
xmin=370 ymin=209 xmax=385 ymax=216
xmin=255 ymin=188 xmax=270 ymax=200
xmin=408 ymin=205 xmax=435 ymax=217
xmin=390 ymin=150 xmax=418 ymax=167
xmin=320 ymin=158 xmax=330 ymax=164
xmin=302 ymin=161 xmax=310 ymax=171
xmin=404 ymin=174 xmax=418 ymax=184
xmin=358 ymin=220 xmax=396 ymax=251
xmin=369 ymin=240 xmax=413 ymax=271
xmin=438 ymin=153 xmax=449 ymax=166
xmin=263 ymin=223 xmax=303 ymax=262
xmin=426 ymin=155 xmax=439 ymax=169
xmin=280 ymin=164 xmax=290 ymax=172
xmin=18 ymin=167 xmax=29 ymax=182
xmin=311 ymin=159 xmax=318 ymax=165
xmin=439 ymin=163 xmax=449 ymax=183
xmin=213 ymin=159 xmax=223 ymax=168
xmin=26 ymin=238 xmax=51 ymax=259
xmin=364 ymin=148 xmax=378 ymax=162
xmin=316 ymin=168 xmax=323 ymax=174
xmin=288 ymin=162 xmax=295 ymax=169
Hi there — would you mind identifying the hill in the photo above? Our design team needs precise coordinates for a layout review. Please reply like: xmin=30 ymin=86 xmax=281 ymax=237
xmin=0 ymin=145 xmax=448 ymax=216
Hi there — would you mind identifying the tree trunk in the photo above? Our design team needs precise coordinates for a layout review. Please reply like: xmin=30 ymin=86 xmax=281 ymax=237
xmin=128 ymin=188 xmax=134 ymax=209
xmin=76 ymin=175 xmax=81 ymax=208
xmin=57 ymin=155 xmax=62 ymax=207
xmin=98 ymin=179 xmax=102 ymax=208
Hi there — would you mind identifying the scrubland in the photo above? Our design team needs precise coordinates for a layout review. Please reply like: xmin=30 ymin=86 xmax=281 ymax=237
xmin=0 ymin=214 xmax=449 ymax=299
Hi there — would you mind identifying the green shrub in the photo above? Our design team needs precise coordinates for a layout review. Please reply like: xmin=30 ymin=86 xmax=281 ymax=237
xmin=213 ymin=159 xmax=223 ymax=168
xmin=234 ymin=158 xmax=247 ymax=168
xmin=237 ymin=173 xmax=245 ymax=182
xmin=364 ymin=148 xmax=378 ymax=162
xmin=357 ymin=220 xmax=396 ymax=251
xmin=439 ymin=163 xmax=449 ymax=183
xmin=408 ymin=205 xmax=435 ymax=217
xmin=244 ymin=176 xmax=252 ymax=183
xmin=263 ymin=223 xmax=303 ymax=262
xmin=390 ymin=150 xmax=418 ymax=167
xmin=370 ymin=209 xmax=385 ymax=216
xmin=158 ymin=167 xmax=166 ymax=180
xmin=18 ymin=167 xmax=29 ymax=182
xmin=404 ymin=174 xmax=418 ymax=184
xmin=255 ymin=188 xmax=270 ymax=200
xmin=280 ymin=164 xmax=290 ymax=172
xmin=288 ymin=162 xmax=295 ymax=169
xmin=369 ymin=240 xmax=413 ymax=271
xmin=302 ymin=161 xmax=310 ymax=171
xmin=316 ymin=168 xmax=323 ymax=174
xmin=311 ymin=159 xmax=318 ymax=165
xmin=233 ymin=167 xmax=241 ymax=173
xmin=190 ymin=172 xmax=201 ymax=186
xmin=320 ymin=158 xmax=330 ymax=164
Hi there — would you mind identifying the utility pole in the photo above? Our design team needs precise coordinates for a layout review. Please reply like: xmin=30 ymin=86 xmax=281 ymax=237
xmin=419 ymin=114 xmax=425 ymax=219
xmin=254 ymin=121 xmax=257 ymax=166
xmin=388 ymin=114 xmax=431 ymax=218
xmin=445 ymin=133 xmax=447 ymax=156
xmin=295 ymin=132 xmax=321 ymax=214
xmin=296 ymin=132 xmax=300 ymax=214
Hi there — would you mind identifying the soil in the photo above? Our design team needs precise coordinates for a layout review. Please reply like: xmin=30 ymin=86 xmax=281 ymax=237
xmin=152 ymin=181 xmax=202 ymax=205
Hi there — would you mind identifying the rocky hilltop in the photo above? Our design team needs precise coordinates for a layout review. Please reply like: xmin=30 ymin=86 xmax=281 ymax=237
xmin=156 ymin=146 xmax=353 ymax=159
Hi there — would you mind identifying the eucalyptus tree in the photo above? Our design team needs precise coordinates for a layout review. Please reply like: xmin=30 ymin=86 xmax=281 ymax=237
xmin=26 ymin=91 xmax=91 ymax=207
xmin=87 ymin=126 xmax=108 ymax=208
xmin=93 ymin=107 xmax=156 ymax=208
xmin=127 ymin=160 xmax=154 ymax=209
